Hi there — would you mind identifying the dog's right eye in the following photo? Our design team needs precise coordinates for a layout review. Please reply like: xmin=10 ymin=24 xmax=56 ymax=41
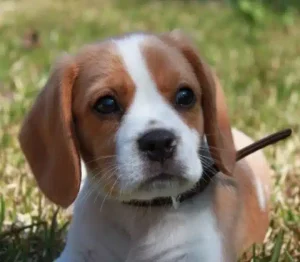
xmin=93 ymin=96 xmax=121 ymax=115
xmin=175 ymin=86 xmax=196 ymax=108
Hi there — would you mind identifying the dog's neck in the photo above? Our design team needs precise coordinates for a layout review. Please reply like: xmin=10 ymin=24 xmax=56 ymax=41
xmin=72 ymin=176 xmax=224 ymax=262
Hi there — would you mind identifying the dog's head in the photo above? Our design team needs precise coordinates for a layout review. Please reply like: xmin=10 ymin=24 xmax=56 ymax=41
xmin=19 ymin=30 xmax=236 ymax=207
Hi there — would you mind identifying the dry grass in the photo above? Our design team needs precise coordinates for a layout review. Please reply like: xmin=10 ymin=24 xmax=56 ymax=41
xmin=0 ymin=0 xmax=299 ymax=261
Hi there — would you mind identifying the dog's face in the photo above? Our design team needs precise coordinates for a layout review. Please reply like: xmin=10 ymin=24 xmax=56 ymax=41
xmin=19 ymin=31 xmax=236 ymax=207
xmin=73 ymin=35 xmax=203 ymax=200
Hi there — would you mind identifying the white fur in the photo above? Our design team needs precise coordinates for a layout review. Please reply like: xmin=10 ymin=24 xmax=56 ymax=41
xmin=254 ymin=177 xmax=266 ymax=210
xmin=80 ymin=159 xmax=87 ymax=191
xmin=55 ymin=34 xmax=222 ymax=261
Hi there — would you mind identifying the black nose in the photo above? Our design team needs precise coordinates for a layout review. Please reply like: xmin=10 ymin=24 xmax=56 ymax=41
xmin=138 ymin=129 xmax=177 ymax=162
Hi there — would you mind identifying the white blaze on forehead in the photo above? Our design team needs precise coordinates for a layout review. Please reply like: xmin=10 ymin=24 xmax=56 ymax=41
xmin=114 ymin=34 xmax=156 ymax=94
xmin=113 ymin=34 xmax=200 ymax=141
xmin=113 ymin=34 xmax=177 ymax=129
xmin=113 ymin=34 xmax=169 ymax=120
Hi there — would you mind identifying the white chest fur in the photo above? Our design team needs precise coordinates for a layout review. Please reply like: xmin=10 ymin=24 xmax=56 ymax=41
xmin=56 ymin=180 xmax=223 ymax=262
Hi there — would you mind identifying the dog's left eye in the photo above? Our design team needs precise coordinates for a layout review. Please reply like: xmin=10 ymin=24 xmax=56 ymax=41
xmin=93 ymin=96 xmax=121 ymax=114
xmin=175 ymin=87 xmax=196 ymax=108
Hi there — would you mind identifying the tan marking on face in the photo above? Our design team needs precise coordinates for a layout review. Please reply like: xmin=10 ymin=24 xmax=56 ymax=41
xmin=141 ymin=37 xmax=204 ymax=135
xmin=72 ymin=42 xmax=136 ymax=193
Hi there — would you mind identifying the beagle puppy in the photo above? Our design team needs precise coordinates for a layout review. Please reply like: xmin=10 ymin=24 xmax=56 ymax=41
xmin=19 ymin=30 xmax=271 ymax=262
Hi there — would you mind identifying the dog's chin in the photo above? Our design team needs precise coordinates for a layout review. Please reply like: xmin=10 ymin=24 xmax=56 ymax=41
xmin=121 ymin=173 xmax=197 ymax=201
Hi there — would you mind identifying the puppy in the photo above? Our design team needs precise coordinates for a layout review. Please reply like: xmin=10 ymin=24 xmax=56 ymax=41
xmin=19 ymin=30 xmax=271 ymax=262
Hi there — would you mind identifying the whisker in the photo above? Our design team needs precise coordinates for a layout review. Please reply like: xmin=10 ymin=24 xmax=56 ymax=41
xmin=78 ymin=164 xmax=120 ymax=207
xmin=199 ymin=145 xmax=234 ymax=153
xmin=99 ymin=176 xmax=121 ymax=212
xmin=200 ymin=154 xmax=222 ymax=167
xmin=85 ymin=154 xmax=117 ymax=164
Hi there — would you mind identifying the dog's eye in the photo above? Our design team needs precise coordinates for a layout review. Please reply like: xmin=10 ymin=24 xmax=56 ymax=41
xmin=93 ymin=96 xmax=121 ymax=114
xmin=175 ymin=87 xmax=196 ymax=108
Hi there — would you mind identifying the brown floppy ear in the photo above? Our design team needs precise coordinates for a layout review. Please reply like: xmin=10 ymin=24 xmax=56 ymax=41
xmin=18 ymin=55 xmax=81 ymax=207
xmin=160 ymin=30 xmax=236 ymax=175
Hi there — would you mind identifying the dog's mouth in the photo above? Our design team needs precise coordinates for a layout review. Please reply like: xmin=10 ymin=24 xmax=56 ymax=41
xmin=145 ymin=173 xmax=182 ymax=183
xmin=139 ymin=172 xmax=188 ymax=190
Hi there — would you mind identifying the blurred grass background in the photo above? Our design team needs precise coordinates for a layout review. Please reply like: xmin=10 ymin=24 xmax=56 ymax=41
xmin=0 ymin=0 xmax=299 ymax=261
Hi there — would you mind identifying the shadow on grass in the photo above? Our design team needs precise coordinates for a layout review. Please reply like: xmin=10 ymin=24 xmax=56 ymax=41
xmin=0 ymin=210 xmax=68 ymax=262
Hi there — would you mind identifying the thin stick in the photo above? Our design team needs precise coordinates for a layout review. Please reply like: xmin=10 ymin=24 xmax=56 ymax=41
xmin=236 ymin=129 xmax=292 ymax=161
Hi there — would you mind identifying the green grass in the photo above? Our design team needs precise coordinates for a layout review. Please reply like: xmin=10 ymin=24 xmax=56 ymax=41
xmin=0 ymin=0 xmax=299 ymax=261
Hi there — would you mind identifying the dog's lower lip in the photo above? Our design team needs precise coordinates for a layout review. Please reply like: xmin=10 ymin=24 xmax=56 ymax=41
xmin=146 ymin=173 xmax=178 ymax=183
